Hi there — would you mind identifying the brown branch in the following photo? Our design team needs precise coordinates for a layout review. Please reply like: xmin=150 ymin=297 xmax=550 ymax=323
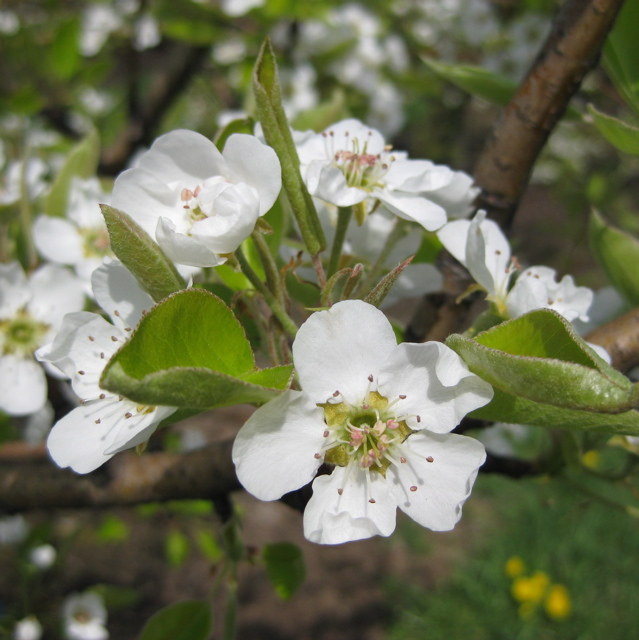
xmin=473 ymin=0 xmax=626 ymax=230
xmin=0 ymin=440 xmax=240 ymax=513
xmin=587 ymin=306 xmax=639 ymax=372
xmin=99 ymin=43 xmax=211 ymax=175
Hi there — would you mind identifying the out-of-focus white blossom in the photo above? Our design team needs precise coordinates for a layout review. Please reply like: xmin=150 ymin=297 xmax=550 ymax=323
xmin=62 ymin=592 xmax=109 ymax=640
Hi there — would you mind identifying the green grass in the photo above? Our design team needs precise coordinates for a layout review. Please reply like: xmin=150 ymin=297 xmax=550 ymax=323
xmin=385 ymin=473 xmax=639 ymax=640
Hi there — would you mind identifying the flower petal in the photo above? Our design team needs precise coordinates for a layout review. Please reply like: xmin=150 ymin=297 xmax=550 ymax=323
xmin=137 ymin=129 xmax=228 ymax=185
xmin=33 ymin=216 xmax=84 ymax=265
xmin=292 ymin=300 xmax=397 ymax=404
xmin=0 ymin=262 xmax=30 ymax=318
xmin=91 ymin=259 xmax=154 ymax=330
xmin=303 ymin=465 xmax=397 ymax=544
xmin=0 ymin=355 xmax=47 ymax=416
xmin=232 ymin=390 xmax=326 ymax=501
xmin=221 ymin=134 xmax=282 ymax=216
xmin=436 ymin=219 xmax=471 ymax=265
xmin=191 ymin=183 xmax=260 ymax=254
xmin=155 ymin=217 xmax=226 ymax=268
xmin=389 ymin=431 xmax=486 ymax=531
xmin=307 ymin=162 xmax=367 ymax=207
xmin=378 ymin=342 xmax=493 ymax=433
xmin=377 ymin=191 xmax=447 ymax=231
xmin=28 ymin=264 xmax=86 ymax=330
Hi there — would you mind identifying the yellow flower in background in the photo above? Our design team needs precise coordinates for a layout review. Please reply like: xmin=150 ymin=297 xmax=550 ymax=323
xmin=582 ymin=449 xmax=601 ymax=470
xmin=511 ymin=571 xmax=550 ymax=605
xmin=505 ymin=556 xmax=526 ymax=578
xmin=545 ymin=584 xmax=571 ymax=620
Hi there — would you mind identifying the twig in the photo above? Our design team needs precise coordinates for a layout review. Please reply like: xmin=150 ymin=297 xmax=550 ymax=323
xmin=473 ymin=0 xmax=626 ymax=230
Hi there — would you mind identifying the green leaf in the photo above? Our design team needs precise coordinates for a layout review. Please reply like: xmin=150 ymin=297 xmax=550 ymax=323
xmin=471 ymin=388 xmax=639 ymax=437
xmin=101 ymin=205 xmax=186 ymax=302
xmin=97 ymin=515 xmax=129 ymax=542
xmin=603 ymin=0 xmax=639 ymax=114
xmin=46 ymin=129 xmax=100 ymax=218
xmin=423 ymin=58 xmax=581 ymax=121
xmin=101 ymin=289 xmax=293 ymax=408
xmin=214 ymin=117 xmax=255 ymax=151
xmin=291 ymin=89 xmax=347 ymax=132
xmin=587 ymin=104 xmax=639 ymax=155
xmin=589 ymin=209 xmax=639 ymax=306
xmin=49 ymin=18 xmax=81 ymax=79
xmin=253 ymin=38 xmax=326 ymax=255
xmin=446 ymin=309 xmax=635 ymax=414
xmin=262 ymin=542 xmax=306 ymax=600
xmin=137 ymin=601 xmax=212 ymax=640
xmin=165 ymin=529 xmax=190 ymax=566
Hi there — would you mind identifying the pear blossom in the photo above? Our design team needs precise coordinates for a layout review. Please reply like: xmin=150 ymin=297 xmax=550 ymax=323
xmin=233 ymin=300 xmax=493 ymax=544
xmin=111 ymin=130 xmax=281 ymax=268
xmin=33 ymin=177 xmax=112 ymax=287
xmin=295 ymin=118 xmax=478 ymax=229
xmin=36 ymin=260 xmax=176 ymax=474
xmin=437 ymin=211 xmax=593 ymax=321
xmin=0 ymin=262 xmax=85 ymax=416
xmin=62 ymin=592 xmax=108 ymax=640
xmin=13 ymin=616 xmax=42 ymax=640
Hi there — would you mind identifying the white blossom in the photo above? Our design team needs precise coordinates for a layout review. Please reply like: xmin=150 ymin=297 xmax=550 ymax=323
xmin=437 ymin=211 xmax=593 ymax=321
xmin=296 ymin=119 xmax=477 ymax=230
xmin=111 ymin=130 xmax=281 ymax=268
xmin=36 ymin=260 xmax=176 ymax=474
xmin=33 ymin=177 xmax=112 ymax=288
xmin=62 ymin=592 xmax=108 ymax=640
xmin=233 ymin=300 xmax=492 ymax=544
xmin=0 ymin=262 xmax=85 ymax=416
xmin=13 ymin=616 xmax=42 ymax=640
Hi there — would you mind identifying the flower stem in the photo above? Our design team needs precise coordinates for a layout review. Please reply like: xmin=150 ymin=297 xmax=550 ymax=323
xmin=235 ymin=246 xmax=298 ymax=338
xmin=251 ymin=229 xmax=284 ymax=305
xmin=357 ymin=217 xmax=407 ymax=297
xmin=327 ymin=206 xmax=352 ymax=279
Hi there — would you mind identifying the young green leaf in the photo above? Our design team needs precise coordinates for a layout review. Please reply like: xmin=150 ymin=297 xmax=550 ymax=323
xmin=46 ymin=129 xmax=100 ymax=218
xmin=262 ymin=542 xmax=306 ymax=600
xmin=253 ymin=37 xmax=326 ymax=255
xmin=446 ymin=309 xmax=635 ymax=414
xmin=137 ymin=601 xmax=212 ymax=640
xmin=100 ymin=289 xmax=293 ymax=408
xmin=603 ymin=0 xmax=639 ymax=114
xmin=101 ymin=205 xmax=186 ymax=302
xmin=587 ymin=104 xmax=639 ymax=155
xmin=589 ymin=210 xmax=639 ymax=306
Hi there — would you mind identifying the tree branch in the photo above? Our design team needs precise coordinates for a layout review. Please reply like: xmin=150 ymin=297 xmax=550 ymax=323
xmin=587 ymin=306 xmax=639 ymax=372
xmin=0 ymin=440 xmax=240 ymax=513
xmin=473 ymin=0 xmax=626 ymax=229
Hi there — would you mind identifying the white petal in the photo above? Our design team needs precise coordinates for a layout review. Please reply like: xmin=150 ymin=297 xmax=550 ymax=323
xmin=191 ymin=183 xmax=260 ymax=254
xmin=232 ymin=390 xmax=326 ymax=501
xmin=436 ymin=219 xmax=471 ymax=265
xmin=292 ymin=300 xmax=397 ymax=405
xmin=222 ymin=134 xmax=282 ymax=216
xmin=33 ymin=216 xmax=84 ymax=265
xmin=506 ymin=270 xmax=549 ymax=318
xmin=36 ymin=312 xmax=124 ymax=400
xmin=111 ymin=167 xmax=184 ymax=237
xmin=104 ymin=404 xmax=176 ymax=454
xmin=28 ymin=265 xmax=86 ymax=330
xmin=138 ymin=129 xmax=228 ymax=185
xmin=378 ymin=191 xmax=447 ymax=231
xmin=0 ymin=355 xmax=47 ymax=416
xmin=389 ymin=431 xmax=486 ymax=531
xmin=155 ymin=217 xmax=226 ymax=268
xmin=91 ymin=259 xmax=154 ymax=329
xmin=0 ymin=262 xmax=30 ymax=318
xmin=427 ymin=171 xmax=478 ymax=219
xmin=303 ymin=464 xmax=397 ymax=544
xmin=378 ymin=342 xmax=493 ymax=433
xmin=307 ymin=162 xmax=367 ymax=207
xmin=47 ymin=398 xmax=169 ymax=474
